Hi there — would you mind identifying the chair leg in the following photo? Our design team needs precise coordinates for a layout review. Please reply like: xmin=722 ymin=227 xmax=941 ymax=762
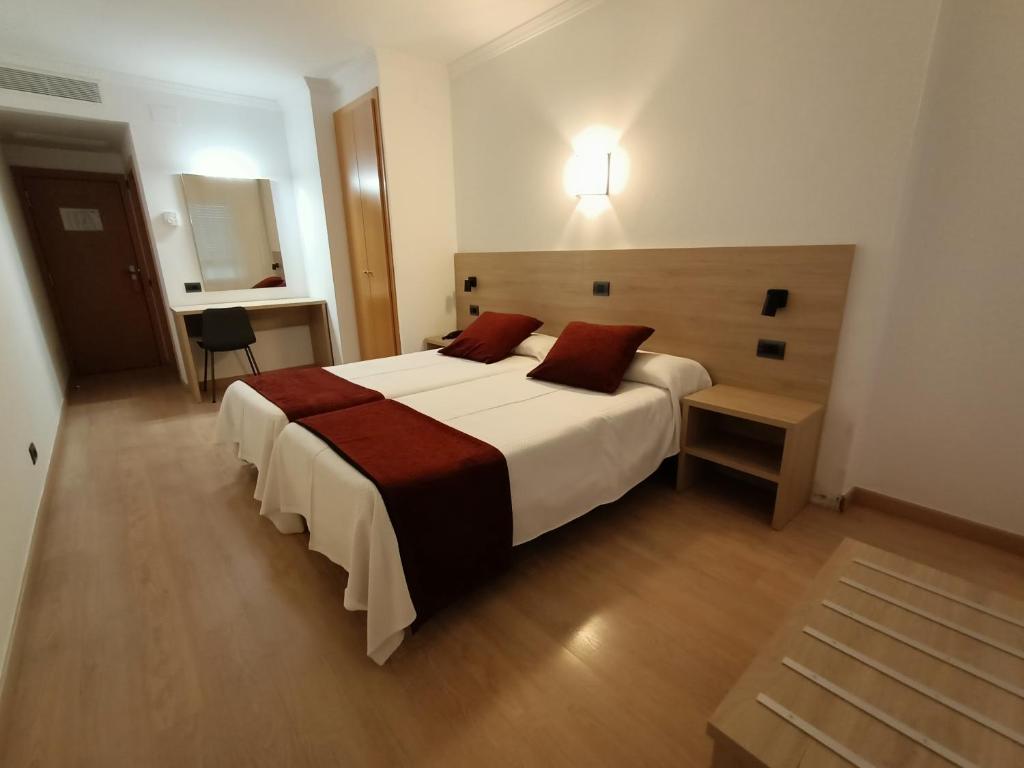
xmin=202 ymin=348 xmax=208 ymax=392
xmin=245 ymin=346 xmax=259 ymax=375
xmin=210 ymin=351 xmax=216 ymax=403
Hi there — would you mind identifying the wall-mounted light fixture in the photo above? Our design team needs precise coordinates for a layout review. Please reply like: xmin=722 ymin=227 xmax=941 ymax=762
xmin=567 ymin=151 xmax=610 ymax=197
xmin=464 ymin=275 xmax=477 ymax=292
xmin=761 ymin=289 xmax=789 ymax=317
xmin=563 ymin=126 xmax=629 ymax=219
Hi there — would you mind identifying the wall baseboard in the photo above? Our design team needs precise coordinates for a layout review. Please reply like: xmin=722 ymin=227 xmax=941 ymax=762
xmin=0 ymin=395 xmax=67 ymax=701
xmin=847 ymin=486 xmax=1024 ymax=558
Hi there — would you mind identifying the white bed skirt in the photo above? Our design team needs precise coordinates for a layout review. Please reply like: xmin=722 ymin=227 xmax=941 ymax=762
xmin=258 ymin=352 xmax=711 ymax=663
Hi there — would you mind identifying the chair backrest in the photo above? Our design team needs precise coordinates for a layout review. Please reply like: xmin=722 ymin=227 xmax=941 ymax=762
xmin=201 ymin=307 xmax=256 ymax=351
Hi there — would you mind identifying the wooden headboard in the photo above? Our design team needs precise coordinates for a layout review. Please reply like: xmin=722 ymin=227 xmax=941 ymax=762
xmin=454 ymin=245 xmax=854 ymax=404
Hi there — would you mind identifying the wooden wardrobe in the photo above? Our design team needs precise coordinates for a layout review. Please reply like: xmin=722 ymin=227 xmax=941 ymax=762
xmin=333 ymin=88 xmax=401 ymax=359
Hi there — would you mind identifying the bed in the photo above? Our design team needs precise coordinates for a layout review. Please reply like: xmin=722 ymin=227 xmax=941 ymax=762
xmin=215 ymin=335 xmax=554 ymax=499
xmin=258 ymin=351 xmax=711 ymax=663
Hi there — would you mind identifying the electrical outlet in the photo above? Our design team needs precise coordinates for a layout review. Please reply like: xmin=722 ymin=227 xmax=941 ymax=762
xmin=469 ymin=304 xmax=480 ymax=316
xmin=811 ymin=492 xmax=844 ymax=511
xmin=593 ymin=281 xmax=611 ymax=297
xmin=28 ymin=442 xmax=38 ymax=465
xmin=756 ymin=339 xmax=786 ymax=360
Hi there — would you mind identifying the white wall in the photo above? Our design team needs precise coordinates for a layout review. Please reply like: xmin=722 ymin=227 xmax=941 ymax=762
xmin=122 ymin=87 xmax=313 ymax=378
xmin=377 ymin=50 xmax=459 ymax=352
xmin=450 ymin=0 xmax=942 ymax=499
xmin=1 ymin=144 xmax=127 ymax=174
xmin=281 ymin=84 xmax=346 ymax=363
xmin=306 ymin=55 xmax=382 ymax=362
xmin=0 ymin=73 xmax=322 ymax=380
xmin=0 ymin=146 xmax=67 ymax=683
xmin=122 ymin=91 xmax=307 ymax=307
xmin=851 ymin=0 xmax=1024 ymax=534
xmin=284 ymin=50 xmax=458 ymax=364
xmin=277 ymin=56 xmax=385 ymax=366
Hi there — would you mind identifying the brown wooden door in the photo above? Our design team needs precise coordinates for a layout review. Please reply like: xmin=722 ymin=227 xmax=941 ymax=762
xmin=334 ymin=89 xmax=400 ymax=360
xmin=19 ymin=172 xmax=162 ymax=374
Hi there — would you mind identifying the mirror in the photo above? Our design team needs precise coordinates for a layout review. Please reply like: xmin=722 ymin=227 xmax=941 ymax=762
xmin=180 ymin=173 xmax=287 ymax=291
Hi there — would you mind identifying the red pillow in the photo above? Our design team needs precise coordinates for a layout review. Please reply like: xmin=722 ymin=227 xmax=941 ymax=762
xmin=440 ymin=312 xmax=543 ymax=364
xmin=251 ymin=275 xmax=285 ymax=288
xmin=528 ymin=321 xmax=654 ymax=393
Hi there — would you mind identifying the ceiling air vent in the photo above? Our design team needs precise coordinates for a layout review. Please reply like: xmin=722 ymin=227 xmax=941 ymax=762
xmin=0 ymin=66 xmax=102 ymax=103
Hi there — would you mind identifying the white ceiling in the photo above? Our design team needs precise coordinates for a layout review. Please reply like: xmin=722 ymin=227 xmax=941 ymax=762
xmin=0 ymin=0 xmax=569 ymax=99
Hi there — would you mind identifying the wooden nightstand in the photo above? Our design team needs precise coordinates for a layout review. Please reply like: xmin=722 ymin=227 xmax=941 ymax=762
xmin=424 ymin=335 xmax=452 ymax=349
xmin=677 ymin=385 xmax=823 ymax=529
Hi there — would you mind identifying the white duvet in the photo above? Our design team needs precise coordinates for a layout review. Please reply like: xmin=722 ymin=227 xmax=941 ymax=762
xmin=216 ymin=336 xmax=554 ymax=500
xmin=258 ymin=351 xmax=711 ymax=663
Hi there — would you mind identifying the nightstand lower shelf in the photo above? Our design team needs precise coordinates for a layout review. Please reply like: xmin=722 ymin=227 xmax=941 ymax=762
xmin=684 ymin=435 xmax=782 ymax=483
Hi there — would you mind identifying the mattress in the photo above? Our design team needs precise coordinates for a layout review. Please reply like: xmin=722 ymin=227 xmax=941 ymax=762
xmin=258 ymin=352 xmax=711 ymax=663
xmin=215 ymin=348 xmax=542 ymax=499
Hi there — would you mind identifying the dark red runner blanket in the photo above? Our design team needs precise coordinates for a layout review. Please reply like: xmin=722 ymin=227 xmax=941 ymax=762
xmin=298 ymin=400 xmax=513 ymax=628
xmin=243 ymin=367 xmax=384 ymax=422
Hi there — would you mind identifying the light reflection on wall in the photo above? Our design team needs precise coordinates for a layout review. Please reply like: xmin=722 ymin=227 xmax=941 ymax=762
xmin=188 ymin=147 xmax=260 ymax=179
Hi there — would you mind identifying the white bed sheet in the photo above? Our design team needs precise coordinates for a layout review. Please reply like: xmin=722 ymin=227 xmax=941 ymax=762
xmin=258 ymin=355 xmax=711 ymax=663
xmin=215 ymin=349 xmax=540 ymax=499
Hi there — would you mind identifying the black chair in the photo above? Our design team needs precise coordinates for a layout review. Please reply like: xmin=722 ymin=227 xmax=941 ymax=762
xmin=199 ymin=307 xmax=259 ymax=403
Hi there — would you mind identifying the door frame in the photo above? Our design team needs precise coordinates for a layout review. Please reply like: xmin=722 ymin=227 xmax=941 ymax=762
xmin=334 ymin=88 xmax=402 ymax=357
xmin=124 ymin=169 xmax=174 ymax=363
xmin=11 ymin=166 xmax=174 ymax=373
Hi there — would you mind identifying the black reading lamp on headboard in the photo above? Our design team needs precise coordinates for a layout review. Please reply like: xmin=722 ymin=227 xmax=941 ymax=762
xmin=761 ymin=288 xmax=789 ymax=317
xmin=464 ymin=276 xmax=477 ymax=292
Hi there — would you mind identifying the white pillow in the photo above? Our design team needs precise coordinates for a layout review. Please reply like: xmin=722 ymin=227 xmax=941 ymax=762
xmin=621 ymin=351 xmax=712 ymax=402
xmin=513 ymin=333 xmax=557 ymax=361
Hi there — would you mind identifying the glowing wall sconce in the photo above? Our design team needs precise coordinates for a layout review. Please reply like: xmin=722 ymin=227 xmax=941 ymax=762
xmin=567 ymin=151 xmax=611 ymax=197
xmin=563 ymin=126 xmax=627 ymax=218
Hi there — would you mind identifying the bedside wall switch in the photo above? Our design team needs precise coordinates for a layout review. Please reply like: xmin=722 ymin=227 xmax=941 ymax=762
xmin=757 ymin=339 xmax=786 ymax=360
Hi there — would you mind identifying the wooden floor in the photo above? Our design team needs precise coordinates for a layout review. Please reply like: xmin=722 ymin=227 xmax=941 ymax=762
xmin=2 ymin=369 xmax=1022 ymax=767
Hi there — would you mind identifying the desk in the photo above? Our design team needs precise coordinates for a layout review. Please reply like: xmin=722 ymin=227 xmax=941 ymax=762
xmin=171 ymin=298 xmax=333 ymax=403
